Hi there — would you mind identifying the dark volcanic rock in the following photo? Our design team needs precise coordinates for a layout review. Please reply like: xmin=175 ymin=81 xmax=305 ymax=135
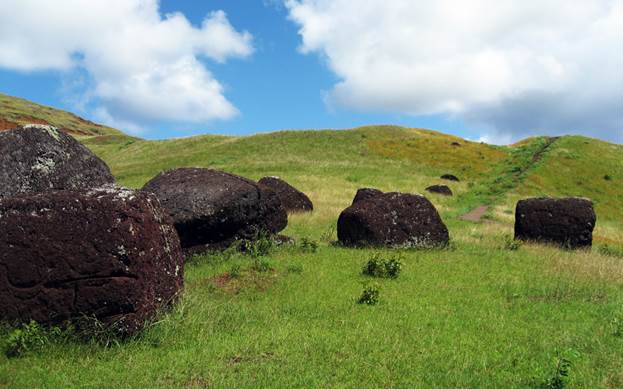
xmin=440 ymin=174 xmax=460 ymax=182
xmin=258 ymin=176 xmax=313 ymax=213
xmin=514 ymin=197 xmax=596 ymax=248
xmin=0 ymin=186 xmax=183 ymax=335
xmin=425 ymin=185 xmax=453 ymax=196
xmin=352 ymin=188 xmax=384 ymax=205
xmin=0 ymin=124 xmax=115 ymax=199
xmin=338 ymin=192 xmax=449 ymax=247
xmin=142 ymin=168 xmax=287 ymax=251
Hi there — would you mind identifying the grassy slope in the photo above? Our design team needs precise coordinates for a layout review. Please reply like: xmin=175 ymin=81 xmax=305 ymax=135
xmin=1 ymin=124 xmax=623 ymax=387
xmin=0 ymin=93 xmax=125 ymax=137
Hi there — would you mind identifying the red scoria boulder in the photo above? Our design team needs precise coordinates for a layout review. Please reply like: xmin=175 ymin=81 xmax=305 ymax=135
xmin=514 ymin=197 xmax=596 ymax=248
xmin=0 ymin=186 xmax=183 ymax=335
xmin=0 ymin=124 xmax=115 ymax=199
xmin=338 ymin=191 xmax=449 ymax=248
xmin=142 ymin=168 xmax=288 ymax=253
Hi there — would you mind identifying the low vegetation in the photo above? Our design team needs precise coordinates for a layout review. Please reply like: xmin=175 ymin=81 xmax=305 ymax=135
xmin=1 ymin=95 xmax=623 ymax=387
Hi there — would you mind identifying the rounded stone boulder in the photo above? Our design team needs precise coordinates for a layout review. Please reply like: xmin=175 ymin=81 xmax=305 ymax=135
xmin=351 ymin=188 xmax=384 ymax=205
xmin=338 ymin=192 xmax=449 ymax=248
xmin=0 ymin=124 xmax=115 ymax=199
xmin=258 ymin=176 xmax=313 ymax=213
xmin=440 ymin=174 xmax=460 ymax=182
xmin=0 ymin=186 xmax=184 ymax=335
xmin=425 ymin=185 xmax=453 ymax=196
xmin=514 ymin=197 xmax=596 ymax=248
xmin=142 ymin=168 xmax=288 ymax=251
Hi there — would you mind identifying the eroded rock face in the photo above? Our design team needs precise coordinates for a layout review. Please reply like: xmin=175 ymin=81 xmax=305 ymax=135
xmin=440 ymin=174 xmax=460 ymax=182
xmin=338 ymin=192 xmax=449 ymax=247
xmin=258 ymin=176 xmax=313 ymax=213
xmin=0 ymin=124 xmax=115 ymax=199
xmin=425 ymin=185 xmax=453 ymax=196
xmin=0 ymin=187 xmax=183 ymax=335
xmin=142 ymin=168 xmax=287 ymax=252
xmin=352 ymin=188 xmax=384 ymax=205
xmin=514 ymin=197 xmax=596 ymax=248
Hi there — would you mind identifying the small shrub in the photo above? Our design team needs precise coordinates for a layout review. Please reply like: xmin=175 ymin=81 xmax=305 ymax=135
xmin=542 ymin=350 xmax=579 ymax=389
xmin=300 ymin=237 xmax=319 ymax=253
xmin=358 ymin=283 xmax=380 ymax=305
xmin=362 ymin=254 xmax=403 ymax=279
xmin=3 ymin=321 xmax=59 ymax=358
xmin=228 ymin=264 xmax=242 ymax=278
xmin=604 ymin=174 xmax=613 ymax=181
xmin=252 ymin=258 xmax=273 ymax=273
xmin=244 ymin=232 xmax=274 ymax=258
xmin=503 ymin=235 xmax=522 ymax=251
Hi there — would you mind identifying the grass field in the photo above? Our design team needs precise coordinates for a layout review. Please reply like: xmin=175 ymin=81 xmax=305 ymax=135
xmin=1 ymin=123 xmax=623 ymax=388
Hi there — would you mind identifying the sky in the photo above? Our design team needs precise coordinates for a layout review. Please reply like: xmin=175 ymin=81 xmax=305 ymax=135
xmin=0 ymin=0 xmax=622 ymax=144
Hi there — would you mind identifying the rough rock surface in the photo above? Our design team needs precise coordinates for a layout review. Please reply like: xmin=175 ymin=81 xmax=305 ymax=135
xmin=0 ymin=124 xmax=115 ymax=199
xmin=142 ymin=168 xmax=287 ymax=251
xmin=425 ymin=185 xmax=453 ymax=196
xmin=338 ymin=192 xmax=449 ymax=247
xmin=514 ymin=197 xmax=596 ymax=248
xmin=440 ymin=174 xmax=460 ymax=182
xmin=0 ymin=186 xmax=183 ymax=334
xmin=258 ymin=176 xmax=313 ymax=213
xmin=352 ymin=188 xmax=384 ymax=205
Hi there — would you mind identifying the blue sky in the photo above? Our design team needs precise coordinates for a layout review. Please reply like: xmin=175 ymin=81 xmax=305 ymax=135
xmin=0 ymin=1 xmax=622 ymax=143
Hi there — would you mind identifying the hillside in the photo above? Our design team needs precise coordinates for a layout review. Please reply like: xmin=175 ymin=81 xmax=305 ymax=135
xmin=0 ymin=93 xmax=125 ymax=137
xmin=2 ymin=97 xmax=623 ymax=387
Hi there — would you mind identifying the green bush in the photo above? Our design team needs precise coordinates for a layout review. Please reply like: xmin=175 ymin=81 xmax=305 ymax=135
xmin=244 ymin=233 xmax=274 ymax=258
xmin=300 ymin=237 xmax=319 ymax=253
xmin=252 ymin=258 xmax=273 ymax=273
xmin=362 ymin=254 xmax=403 ymax=279
xmin=542 ymin=350 xmax=579 ymax=389
xmin=358 ymin=283 xmax=380 ymax=305
xmin=503 ymin=235 xmax=522 ymax=251
xmin=3 ymin=321 xmax=60 ymax=358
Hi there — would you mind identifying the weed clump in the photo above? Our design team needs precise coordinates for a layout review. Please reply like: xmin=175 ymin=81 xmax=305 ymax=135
xmin=358 ymin=283 xmax=380 ymax=305
xmin=300 ymin=237 xmax=319 ymax=253
xmin=3 ymin=321 xmax=63 ymax=358
xmin=597 ymin=244 xmax=623 ymax=258
xmin=541 ymin=350 xmax=579 ymax=389
xmin=362 ymin=253 xmax=403 ymax=279
xmin=503 ymin=235 xmax=522 ymax=251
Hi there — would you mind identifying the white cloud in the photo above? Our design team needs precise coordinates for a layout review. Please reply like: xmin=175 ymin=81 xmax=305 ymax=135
xmin=0 ymin=0 xmax=253 ymax=131
xmin=286 ymin=0 xmax=623 ymax=143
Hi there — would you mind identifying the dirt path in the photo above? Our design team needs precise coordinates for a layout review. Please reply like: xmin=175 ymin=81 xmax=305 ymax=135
xmin=460 ymin=206 xmax=489 ymax=222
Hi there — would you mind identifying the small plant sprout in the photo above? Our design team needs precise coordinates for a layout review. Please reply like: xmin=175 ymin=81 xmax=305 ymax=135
xmin=358 ymin=283 xmax=380 ymax=305
xmin=362 ymin=253 xmax=403 ymax=279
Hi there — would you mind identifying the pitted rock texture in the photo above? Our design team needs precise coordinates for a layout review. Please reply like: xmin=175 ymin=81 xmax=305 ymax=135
xmin=0 ymin=187 xmax=183 ymax=335
xmin=351 ymin=188 xmax=384 ymax=205
xmin=258 ymin=176 xmax=313 ymax=213
xmin=425 ymin=185 xmax=453 ymax=196
xmin=440 ymin=174 xmax=460 ymax=182
xmin=142 ymin=168 xmax=288 ymax=251
xmin=0 ymin=124 xmax=115 ymax=199
xmin=338 ymin=192 xmax=449 ymax=248
xmin=514 ymin=197 xmax=596 ymax=248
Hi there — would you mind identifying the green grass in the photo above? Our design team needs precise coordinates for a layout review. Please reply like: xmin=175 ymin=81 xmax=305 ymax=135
xmin=0 ymin=93 xmax=124 ymax=137
xmin=2 ymin=120 xmax=623 ymax=387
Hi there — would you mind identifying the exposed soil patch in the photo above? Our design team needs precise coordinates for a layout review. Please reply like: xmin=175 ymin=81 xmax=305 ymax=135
xmin=460 ymin=206 xmax=489 ymax=222
xmin=209 ymin=269 xmax=278 ymax=294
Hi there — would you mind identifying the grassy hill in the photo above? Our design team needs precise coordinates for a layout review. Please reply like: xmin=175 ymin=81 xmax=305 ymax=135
xmin=0 ymin=93 xmax=124 ymax=137
xmin=2 ymin=97 xmax=623 ymax=387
